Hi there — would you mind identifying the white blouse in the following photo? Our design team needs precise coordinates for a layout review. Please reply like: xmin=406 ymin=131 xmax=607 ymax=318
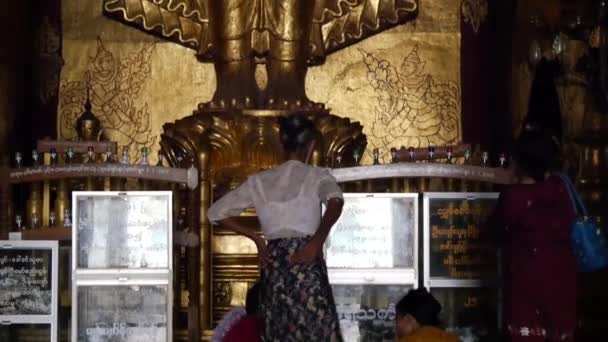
xmin=207 ymin=160 xmax=343 ymax=240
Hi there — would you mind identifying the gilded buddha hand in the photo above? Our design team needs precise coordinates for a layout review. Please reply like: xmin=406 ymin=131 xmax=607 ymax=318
xmin=103 ymin=0 xmax=418 ymax=110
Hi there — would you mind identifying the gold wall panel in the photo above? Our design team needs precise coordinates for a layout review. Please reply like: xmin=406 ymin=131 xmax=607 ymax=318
xmin=212 ymin=235 xmax=258 ymax=255
xmin=58 ymin=0 xmax=216 ymax=164
xmin=229 ymin=282 xmax=249 ymax=307
xmin=59 ymin=0 xmax=460 ymax=165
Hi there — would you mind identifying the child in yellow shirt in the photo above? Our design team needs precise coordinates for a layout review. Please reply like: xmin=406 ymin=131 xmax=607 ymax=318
xmin=395 ymin=288 xmax=461 ymax=342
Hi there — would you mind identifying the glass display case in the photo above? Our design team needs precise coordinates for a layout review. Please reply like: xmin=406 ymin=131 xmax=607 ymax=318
xmin=75 ymin=284 xmax=169 ymax=342
xmin=71 ymin=192 xmax=173 ymax=342
xmin=423 ymin=192 xmax=501 ymax=342
xmin=325 ymin=193 xmax=419 ymax=341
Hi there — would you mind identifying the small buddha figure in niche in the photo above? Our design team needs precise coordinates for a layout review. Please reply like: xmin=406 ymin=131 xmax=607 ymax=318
xmin=76 ymin=91 xmax=104 ymax=141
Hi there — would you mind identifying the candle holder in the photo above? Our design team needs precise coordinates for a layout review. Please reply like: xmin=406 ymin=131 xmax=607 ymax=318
xmin=499 ymin=153 xmax=507 ymax=168
xmin=390 ymin=148 xmax=398 ymax=163
xmin=408 ymin=147 xmax=415 ymax=162
xmin=32 ymin=213 xmax=39 ymax=229
xmin=141 ymin=147 xmax=149 ymax=165
xmin=372 ymin=148 xmax=380 ymax=165
xmin=15 ymin=214 xmax=23 ymax=231
xmin=50 ymin=211 xmax=57 ymax=227
xmin=157 ymin=151 xmax=165 ymax=167
xmin=50 ymin=148 xmax=58 ymax=166
xmin=105 ymin=147 xmax=113 ymax=163
xmin=15 ymin=152 xmax=22 ymax=168
xmin=353 ymin=150 xmax=360 ymax=165
xmin=32 ymin=149 xmax=39 ymax=167
xmin=120 ymin=146 xmax=130 ymax=164
xmin=66 ymin=147 xmax=75 ymax=164
xmin=446 ymin=147 xmax=453 ymax=164
xmin=464 ymin=149 xmax=472 ymax=164
xmin=64 ymin=209 xmax=72 ymax=227
xmin=86 ymin=146 xmax=95 ymax=163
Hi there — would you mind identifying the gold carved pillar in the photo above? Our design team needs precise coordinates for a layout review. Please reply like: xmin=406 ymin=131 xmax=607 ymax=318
xmin=197 ymin=145 xmax=211 ymax=334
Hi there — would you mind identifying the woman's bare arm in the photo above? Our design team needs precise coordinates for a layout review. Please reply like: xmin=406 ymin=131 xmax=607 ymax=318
xmin=289 ymin=197 xmax=344 ymax=264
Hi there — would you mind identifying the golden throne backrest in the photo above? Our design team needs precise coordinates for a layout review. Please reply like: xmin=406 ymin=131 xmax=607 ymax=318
xmin=160 ymin=112 xmax=367 ymax=186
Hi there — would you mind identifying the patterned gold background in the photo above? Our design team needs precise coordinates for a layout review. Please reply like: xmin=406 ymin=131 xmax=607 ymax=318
xmin=58 ymin=0 xmax=461 ymax=165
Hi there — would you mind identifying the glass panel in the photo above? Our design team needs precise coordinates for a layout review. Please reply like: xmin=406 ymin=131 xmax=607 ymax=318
xmin=431 ymin=287 xmax=500 ymax=342
xmin=428 ymin=196 xmax=498 ymax=280
xmin=75 ymin=194 xmax=170 ymax=269
xmin=0 ymin=248 xmax=53 ymax=315
xmin=77 ymin=285 xmax=168 ymax=342
xmin=332 ymin=284 xmax=413 ymax=342
xmin=325 ymin=196 xmax=416 ymax=268
xmin=0 ymin=324 xmax=51 ymax=342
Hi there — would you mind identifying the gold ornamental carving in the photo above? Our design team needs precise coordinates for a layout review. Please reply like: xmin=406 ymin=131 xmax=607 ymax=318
xmin=461 ymin=0 xmax=488 ymax=34
xmin=212 ymin=281 xmax=231 ymax=307
xmin=102 ymin=0 xmax=418 ymax=109
xmin=160 ymin=110 xmax=367 ymax=179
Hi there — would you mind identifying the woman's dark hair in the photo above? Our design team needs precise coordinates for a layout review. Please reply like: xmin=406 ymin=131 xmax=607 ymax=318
xmin=514 ymin=122 xmax=560 ymax=182
xmin=526 ymin=58 xmax=562 ymax=140
xmin=396 ymin=288 xmax=441 ymax=326
xmin=245 ymin=282 xmax=260 ymax=315
xmin=278 ymin=114 xmax=316 ymax=153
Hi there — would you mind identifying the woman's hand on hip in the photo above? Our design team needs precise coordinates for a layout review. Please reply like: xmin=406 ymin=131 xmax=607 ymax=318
xmin=289 ymin=238 xmax=323 ymax=265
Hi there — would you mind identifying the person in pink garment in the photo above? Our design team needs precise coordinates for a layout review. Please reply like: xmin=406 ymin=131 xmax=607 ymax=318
xmin=213 ymin=282 xmax=263 ymax=342
xmin=492 ymin=123 xmax=577 ymax=341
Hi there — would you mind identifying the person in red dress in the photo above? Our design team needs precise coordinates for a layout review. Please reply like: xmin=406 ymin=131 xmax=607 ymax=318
xmin=492 ymin=123 xmax=577 ymax=341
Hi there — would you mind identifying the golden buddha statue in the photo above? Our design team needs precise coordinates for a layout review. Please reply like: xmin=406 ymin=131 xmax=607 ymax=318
xmin=103 ymin=0 xmax=418 ymax=110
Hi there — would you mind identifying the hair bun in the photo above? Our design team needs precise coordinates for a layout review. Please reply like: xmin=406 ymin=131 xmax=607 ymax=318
xmin=279 ymin=114 xmax=316 ymax=152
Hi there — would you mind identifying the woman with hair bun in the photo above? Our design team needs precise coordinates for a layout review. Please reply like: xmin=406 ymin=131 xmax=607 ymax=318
xmin=208 ymin=113 xmax=344 ymax=341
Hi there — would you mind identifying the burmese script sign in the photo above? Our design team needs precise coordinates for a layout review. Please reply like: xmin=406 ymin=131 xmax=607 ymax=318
xmin=426 ymin=193 xmax=498 ymax=280
xmin=0 ymin=241 xmax=58 ymax=342
xmin=324 ymin=194 xmax=417 ymax=269
xmin=74 ymin=192 xmax=171 ymax=269
xmin=333 ymin=284 xmax=412 ymax=342
xmin=77 ymin=285 xmax=168 ymax=342
xmin=0 ymin=248 xmax=52 ymax=315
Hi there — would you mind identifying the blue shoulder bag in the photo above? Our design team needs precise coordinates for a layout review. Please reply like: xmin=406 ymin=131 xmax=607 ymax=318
xmin=559 ymin=174 xmax=608 ymax=272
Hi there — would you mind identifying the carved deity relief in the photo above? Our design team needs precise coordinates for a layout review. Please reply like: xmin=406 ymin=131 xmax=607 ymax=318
xmin=363 ymin=45 xmax=461 ymax=161
xmin=59 ymin=37 xmax=157 ymax=162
